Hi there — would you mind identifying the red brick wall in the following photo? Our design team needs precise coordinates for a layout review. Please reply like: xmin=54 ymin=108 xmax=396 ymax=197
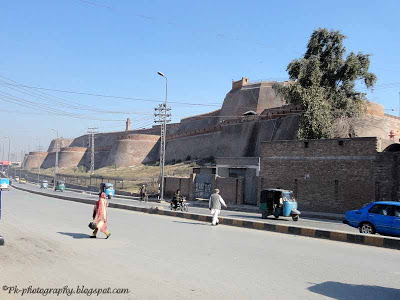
xmin=259 ymin=137 xmax=400 ymax=213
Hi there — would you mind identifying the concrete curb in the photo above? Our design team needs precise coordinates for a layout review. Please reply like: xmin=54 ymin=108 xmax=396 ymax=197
xmin=176 ymin=201 xmax=345 ymax=221
xmin=12 ymin=185 xmax=400 ymax=251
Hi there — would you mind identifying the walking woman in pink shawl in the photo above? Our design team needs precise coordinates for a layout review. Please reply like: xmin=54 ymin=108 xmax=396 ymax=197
xmin=91 ymin=192 xmax=111 ymax=239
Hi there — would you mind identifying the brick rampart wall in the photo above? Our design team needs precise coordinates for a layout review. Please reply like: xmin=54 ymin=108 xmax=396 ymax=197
xmin=259 ymin=137 xmax=400 ymax=213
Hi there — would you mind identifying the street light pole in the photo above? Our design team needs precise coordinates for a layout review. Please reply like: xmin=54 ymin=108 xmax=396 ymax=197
xmin=157 ymin=71 xmax=168 ymax=202
xmin=4 ymin=137 xmax=10 ymax=177
xmin=7 ymin=137 xmax=10 ymax=177
xmin=52 ymin=129 xmax=59 ymax=188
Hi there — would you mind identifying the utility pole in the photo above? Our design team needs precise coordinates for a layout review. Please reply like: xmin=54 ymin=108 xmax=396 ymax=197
xmin=1 ymin=141 xmax=4 ymax=174
xmin=52 ymin=129 xmax=59 ymax=188
xmin=7 ymin=137 xmax=10 ymax=178
xmin=156 ymin=71 xmax=170 ymax=202
xmin=20 ymin=149 xmax=23 ymax=179
xmin=88 ymin=128 xmax=98 ymax=175
xmin=155 ymin=71 xmax=171 ymax=201
xmin=36 ymin=138 xmax=42 ymax=185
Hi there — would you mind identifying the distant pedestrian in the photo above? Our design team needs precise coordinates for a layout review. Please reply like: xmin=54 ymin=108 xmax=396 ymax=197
xmin=91 ymin=192 xmax=111 ymax=239
xmin=209 ymin=189 xmax=227 ymax=226
xmin=139 ymin=184 xmax=148 ymax=202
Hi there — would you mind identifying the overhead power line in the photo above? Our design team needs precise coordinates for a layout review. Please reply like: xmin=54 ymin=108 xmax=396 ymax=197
xmin=74 ymin=0 xmax=270 ymax=49
xmin=0 ymin=91 xmax=125 ymax=122
xmin=0 ymin=82 xmax=222 ymax=107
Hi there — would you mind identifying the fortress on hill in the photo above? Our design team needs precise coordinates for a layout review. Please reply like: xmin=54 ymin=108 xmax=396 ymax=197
xmin=23 ymin=77 xmax=400 ymax=170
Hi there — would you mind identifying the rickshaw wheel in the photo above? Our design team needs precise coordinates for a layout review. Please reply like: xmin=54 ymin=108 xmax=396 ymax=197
xmin=292 ymin=215 xmax=299 ymax=221
xmin=274 ymin=214 xmax=279 ymax=219
xmin=107 ymin=194 xmax=112 ymax=199
xmin=261 ymin=212 xmax=268 ymax=219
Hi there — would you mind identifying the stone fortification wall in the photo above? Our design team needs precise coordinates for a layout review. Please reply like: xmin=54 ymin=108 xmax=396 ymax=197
xmin=41 ymin=147 xmax=87 ymax=169
xmin=57 ymin=147 xmax=87 ymax=169
xmin=106 ymin=134 xmax=160 ymax=167
xmin=343 ymin=114 xmax=400 ymax=141
xmin=164 ymin=114 xmax=300 ymax=163
xmin=259 ymin=137 xmax=399 ymax=214
xmin=218 ymin=81 xmax=286 ymax=123
xmin=218 ymin=83 xmax=261 ymax=121
xmin=256 ymin=82 xmax=288 ymax=112
xmin=41 ymin=152 xmax=56 ymax=169
xmin=47 ymin=138 xmax=74 ymax=152
xmin=175 ymin=110 xmax=221 ymax=134
xmin=23 ymin=152 xmax=48 ymax=169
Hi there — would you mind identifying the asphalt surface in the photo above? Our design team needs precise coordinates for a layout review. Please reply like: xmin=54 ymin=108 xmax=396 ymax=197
xmin=0 ymin=188 xmax=399 ymax=300
xmin=15 ymin=182 xmax=358 ymax=234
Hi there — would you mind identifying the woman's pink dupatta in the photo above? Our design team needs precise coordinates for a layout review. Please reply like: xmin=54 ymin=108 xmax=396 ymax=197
xmin=94 ymin=197 xmax=108 ymax=233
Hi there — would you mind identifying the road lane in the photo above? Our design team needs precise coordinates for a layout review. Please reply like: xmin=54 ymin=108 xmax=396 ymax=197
xmin=0 ymin=188 xmax=399 ymax=300
xmin=14 ymin=182 xmax=359 ymax=234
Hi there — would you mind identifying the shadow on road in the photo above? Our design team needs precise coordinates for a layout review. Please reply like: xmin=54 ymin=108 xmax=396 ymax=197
xmin=172 ymin=221 xmax=208 ymax=226
xmin=57 ymin=232 xmax=92 ymax=239
xmin=308 ymin=281 xmax=400 ymax=300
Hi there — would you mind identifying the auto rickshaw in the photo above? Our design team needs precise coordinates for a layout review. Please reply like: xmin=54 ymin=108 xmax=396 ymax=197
xmin=55 ymin=180 xmax=65 ymax=192
xmin=100 ymin=182 xmax=115 ymax=199
xmin=40 ymin=180 xmax=48 ymax=189
xmin=259 ymin=188 xmax=300 ymax=221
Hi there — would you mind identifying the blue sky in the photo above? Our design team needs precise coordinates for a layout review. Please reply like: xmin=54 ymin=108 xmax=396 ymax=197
xmin=1 ymin=0 xmax=400 ymax=160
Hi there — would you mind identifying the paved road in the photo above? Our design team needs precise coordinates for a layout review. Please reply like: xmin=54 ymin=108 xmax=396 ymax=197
xmin=15 ymin=182 xmax=359 ymax=234
xmin=0 ymin=188 xmax=399 ymax=300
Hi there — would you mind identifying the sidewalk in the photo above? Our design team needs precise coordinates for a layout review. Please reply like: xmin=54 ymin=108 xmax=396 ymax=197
xmin=65 ymin=186 xmax=345 ymax=221
xmin=161 ymin=199 xmax=345 ymax=221
xmin=33 ymin=180 xmax=346 ymax=221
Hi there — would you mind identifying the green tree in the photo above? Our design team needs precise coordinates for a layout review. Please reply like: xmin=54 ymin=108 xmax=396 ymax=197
xmin=278 ymin=28 xmax=377 ymax=139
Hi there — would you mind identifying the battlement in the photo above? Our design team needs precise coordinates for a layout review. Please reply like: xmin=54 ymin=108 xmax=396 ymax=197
xmin=232 ymin=77 xmax=250 ymax=90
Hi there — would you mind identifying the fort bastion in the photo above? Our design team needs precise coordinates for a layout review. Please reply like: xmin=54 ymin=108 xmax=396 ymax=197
xmin=23 ymin=77 xmax=400 ymax=170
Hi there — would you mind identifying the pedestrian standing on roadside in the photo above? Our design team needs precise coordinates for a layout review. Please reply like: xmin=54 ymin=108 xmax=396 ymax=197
xmin=209 ymin=189 xmax=227 ymax=226
xmin=91 ymin=192 xmax=111 ymax=239
xmin=139 ymin=184 xmax=148 ymax=202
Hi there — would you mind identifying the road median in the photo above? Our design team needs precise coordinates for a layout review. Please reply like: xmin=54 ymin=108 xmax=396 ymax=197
xmin=11 ymin=184 xmax=400 ymax=251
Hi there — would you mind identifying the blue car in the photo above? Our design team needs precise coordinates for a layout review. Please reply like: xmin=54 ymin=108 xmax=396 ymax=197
xmin=344 ymin=201 xmax=400 ymax=237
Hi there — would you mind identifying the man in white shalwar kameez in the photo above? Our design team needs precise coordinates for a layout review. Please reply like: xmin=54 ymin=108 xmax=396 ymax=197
xmin=209 ymin=189 xmax=227 ymax=226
